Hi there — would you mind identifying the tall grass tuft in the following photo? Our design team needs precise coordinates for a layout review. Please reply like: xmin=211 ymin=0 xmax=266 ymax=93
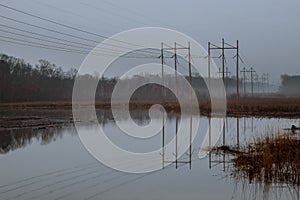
xmin=213 ymin=132 xmax=300 ymax=185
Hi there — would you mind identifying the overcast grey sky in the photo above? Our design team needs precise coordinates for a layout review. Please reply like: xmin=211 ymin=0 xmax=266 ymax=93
xmin=0 ymin=0 xmax=299 ymax=85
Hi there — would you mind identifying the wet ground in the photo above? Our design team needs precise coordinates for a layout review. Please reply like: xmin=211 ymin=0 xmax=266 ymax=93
xmin=0 ymin=111 xmax=300 ymax=200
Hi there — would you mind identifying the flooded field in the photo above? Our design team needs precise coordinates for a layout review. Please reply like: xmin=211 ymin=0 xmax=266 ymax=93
xmin=0 ymin=111 xmax=300 ymax=200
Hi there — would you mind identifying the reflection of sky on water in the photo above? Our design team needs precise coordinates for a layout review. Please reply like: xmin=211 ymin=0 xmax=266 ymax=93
xmin=0 ymin=114 xmax=300 ymax=200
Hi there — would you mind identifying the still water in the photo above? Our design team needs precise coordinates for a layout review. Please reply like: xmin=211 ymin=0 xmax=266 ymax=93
xmin=0 ymin=111 xmax=300 ymax=200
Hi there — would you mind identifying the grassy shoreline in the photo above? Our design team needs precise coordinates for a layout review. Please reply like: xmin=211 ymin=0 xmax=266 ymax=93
xmin=1 ymin=97 xmax=300 ymax=118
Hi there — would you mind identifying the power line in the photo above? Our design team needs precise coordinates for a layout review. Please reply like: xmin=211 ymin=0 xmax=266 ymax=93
xmin=0 ymin=24 xmax=160 ymax=58
xmin=240 ymin=67 xmax=256 ymax=96
xmin=30 ymin=0 xmax=128 ymax=30
xmin=0 ymin=164 xmax=99 ymax=195
xmin=86 ymin=0 xmax=197 ymax=39
xmin=0 ymin=29 xmax=154 ymax=57
xmin=0 ymin=35 xmax=104 ymax=54
xmin=0 ymin=6 xmax=158 ymax=57
xmin=0 ymin=15 xmax=161 ymax=57
xmin=79 ymin=2 xmax=150 ymax=28
xmin=11 ymin=169 xmax=106 ymax=199
xmin=0 ymin=38 xmax=160 ymax=59
xmin=84 ymin=159 xmax=163 ymax=200
xmin=0 ymin=23 xmax=96 ymax=48
xmin=30 ymin=0 xmax=192 ymax=45
xmin=208 ymin=38 xmax=239 ymax=97
xmin=5 ymin=156 xmax=160 ymax=199
xmin=0 ymin=162 xmax=98 ymax=190
xmin=0 ymin=3 xmax=141 ymax=48
xmin=0 ymin=38 xmax=93 ymax=55
xmin=0 ymin=15 xmax=101 ymax=44
xmin=100 ymin=0 xmax=175 ymax=28
xmin=0 ymin=29 xmax=96 ymax=52
xmin=28 ymin=168 xmax=127 ymax=200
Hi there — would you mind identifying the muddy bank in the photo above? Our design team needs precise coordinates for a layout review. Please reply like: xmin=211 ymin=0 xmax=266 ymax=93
xmin=0 ymin=97 xmax=300 ymax=129
xmin=0 ymin=115 xmax=71 ymax=131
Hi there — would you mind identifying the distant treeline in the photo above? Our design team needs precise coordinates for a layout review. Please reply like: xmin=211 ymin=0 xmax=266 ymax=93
xmin=0 ymin=54 xmax=211 ymax=102
xmin=279 ymin=75 xmax=300 ymax=96
xmin=0 ymin=54 xmax=122 ymax=102
xmin=3 ymin=54 xmax=295 ymax=102
xmin=0 ymin=54 xmax=77 ymax=102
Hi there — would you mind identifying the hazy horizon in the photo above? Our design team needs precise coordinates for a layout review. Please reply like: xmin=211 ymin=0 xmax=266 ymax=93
xmin=1 ymin=0 xmax=299 ymax=86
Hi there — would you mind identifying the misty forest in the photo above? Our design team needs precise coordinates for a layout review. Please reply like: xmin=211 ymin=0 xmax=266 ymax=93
xmin=1 ymin=54 xmax=299 ymax=103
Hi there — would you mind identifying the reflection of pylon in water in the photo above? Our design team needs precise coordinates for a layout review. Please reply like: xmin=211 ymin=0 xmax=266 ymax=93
xmin=208 ymin=117 xmax=227 ymax=171
xmin=162 ymin=115 xmax=193 ymax=170
xmin=208 ymin=117 xmax=241 ymax=171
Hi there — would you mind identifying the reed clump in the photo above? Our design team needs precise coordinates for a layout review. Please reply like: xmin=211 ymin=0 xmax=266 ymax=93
xmin=213 ymin=134 xmax=300 ymax=185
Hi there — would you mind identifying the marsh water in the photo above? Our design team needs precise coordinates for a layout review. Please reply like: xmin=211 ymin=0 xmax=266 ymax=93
xmin=1 ymin=111 xmax=300 ymax=200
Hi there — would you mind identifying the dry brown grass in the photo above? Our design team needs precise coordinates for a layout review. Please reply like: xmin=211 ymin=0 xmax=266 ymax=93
xmin=227 ymin=97 xmax=300 ymax=117
xmin=213 ymin=133 xmax=300 ymax=185
xmin=1 ymin=97 xmax=300 ymax=117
